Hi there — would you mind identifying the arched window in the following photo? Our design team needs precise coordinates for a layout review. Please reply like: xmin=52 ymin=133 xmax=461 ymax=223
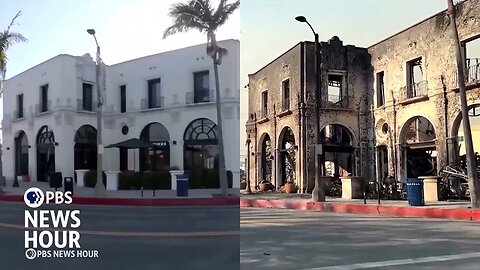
xmin=183 ymin=118 xmax=219 ymax=188
xmin=15 ymin=131 xmax=29 ymax=176
xmin=74 ymin=125 xmax=97 ymax=170
xmin=36 ymin=126 xmax=55 ymax=182
xmin=139 ymin=122 xmax=170 ymax=171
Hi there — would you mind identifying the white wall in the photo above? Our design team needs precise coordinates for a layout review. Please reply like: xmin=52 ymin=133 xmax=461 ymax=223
xmin=2 ymin=40 xmax=240 ymax=187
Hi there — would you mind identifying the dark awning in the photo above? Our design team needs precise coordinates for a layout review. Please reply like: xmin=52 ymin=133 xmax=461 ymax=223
xmin=105 ymin=138 xmax=161 ymax=149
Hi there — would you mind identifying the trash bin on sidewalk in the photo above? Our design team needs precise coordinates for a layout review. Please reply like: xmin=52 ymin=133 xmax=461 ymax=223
xmin=64 ymin=177 xmax=74 ymax=195
xmin=177 ymin=174 xmax=189 ymax=197
xmin=406 ymin=178 xmax=424 ymax=206
xmin=49 ymin=172 xmax=63 ymax=191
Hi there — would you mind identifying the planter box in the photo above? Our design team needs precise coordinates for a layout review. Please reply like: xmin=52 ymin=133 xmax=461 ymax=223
xmin=105 ymin=171 xmax=120 ymax=191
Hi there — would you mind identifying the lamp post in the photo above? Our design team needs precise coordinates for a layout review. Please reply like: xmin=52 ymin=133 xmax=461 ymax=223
xmin=87 ymin=29 xmax=105 ymax=196
xmin=295 ymin=16 xmax=324 ymax=201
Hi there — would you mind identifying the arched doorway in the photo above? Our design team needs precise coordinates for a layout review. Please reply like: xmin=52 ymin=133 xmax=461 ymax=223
xmin=36 ymin=126 xmax=55 ymax=182
xmin=278 ymin=127 xmax=296 ymax=186
xmin=74 ymin=125 xmax=97 ymax=170
xmin=183 ymin=118 xmax=219 ymax=188
xmin=258 ymin=133 xmax=273 ymax=183
xmin=451 ymin=104 xmax=480 ymax=161
xmin=400 ymin=116 xmax=437 ymax=178
xmin=319 ymin=124 xmax=354 ymax=177
xmin=15 ymin=131 xmax=29 ymax=178
xmin=139 ymin=122 xmax=170 ymax=171
xmin=377 ymin=145 xmax=388 ymax=182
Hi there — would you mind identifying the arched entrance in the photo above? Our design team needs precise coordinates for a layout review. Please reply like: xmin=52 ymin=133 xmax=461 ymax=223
xmin=377 ymin=145 xmax=388 ymax=182
xmin=451 ymin=104 xmax=480 ymax=161
xmin=139 ymin=122 xmax=170 ymax=171
xmin=15 ymin=131 xmax=29 ymax=178
xmin=183 ymin=118 xmax=219 ymax=188
xmin=74 ymin=125 xmax=97 ymax=170
xmin=258 ymin=133 xmax=273 ymax=183
xmin=400 ymin=116 xmax=437 ymax=178
xmin=278 ymin=127 xmax=296 ymax=186
xmin=36 ymin=126 xmax=55 ymax=182
xmin=319 ymin=124 xmax=354 ymax=177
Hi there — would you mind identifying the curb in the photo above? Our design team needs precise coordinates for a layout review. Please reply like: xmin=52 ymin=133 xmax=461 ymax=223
xmin=0 ymin=194 xmax=239 ymax=207
xmin=240 ymin=198 xmax=480 ymax=222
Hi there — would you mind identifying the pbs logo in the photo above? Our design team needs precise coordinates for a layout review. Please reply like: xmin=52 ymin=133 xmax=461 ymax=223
xmin=24 ymin=187 xmax=44 ymax=208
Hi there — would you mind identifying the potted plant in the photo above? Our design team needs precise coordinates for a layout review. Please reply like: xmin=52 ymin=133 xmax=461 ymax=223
xmin=284 ymin=181 xmax=297 ymax=194
xmin=259 ymin=180 xmax=272 ymax=192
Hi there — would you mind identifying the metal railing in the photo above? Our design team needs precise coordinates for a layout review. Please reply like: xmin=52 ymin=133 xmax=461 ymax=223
xmin=282 ymin=98 xmax=290 ymax=111
xmin=401 ymin=80 xmax=428 ymax=100
xmin=186 ymin=89 xmax=215 ymax=104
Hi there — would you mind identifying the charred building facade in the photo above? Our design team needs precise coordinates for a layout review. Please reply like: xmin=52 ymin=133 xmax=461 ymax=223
xmin=246 ymin=0 xmax=480 ymax=192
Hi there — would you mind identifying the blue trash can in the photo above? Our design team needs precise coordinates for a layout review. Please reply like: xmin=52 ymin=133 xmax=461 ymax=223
xmin=177 ymin=174 xmax=189 ymax=197
xmin=406 ymin=178 xmax=424 ymax=206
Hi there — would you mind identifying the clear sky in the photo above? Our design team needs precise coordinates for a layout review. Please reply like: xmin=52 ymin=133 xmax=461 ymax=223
xmin=0 ymin=0 xmax=239 ymax=141
xmin=239 ymin=0 xmax=480 ymax=157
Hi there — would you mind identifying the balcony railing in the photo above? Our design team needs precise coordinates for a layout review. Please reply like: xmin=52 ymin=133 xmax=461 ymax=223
xmin=403 ymin=80 xmax=428 ymax=100
xmin=141 ymin=96 xmax=165 ymax=110
xmin=453 ymin=58 xmax=480 ymax=86
xmin=186 ymin=89 xmax=215 ymax=104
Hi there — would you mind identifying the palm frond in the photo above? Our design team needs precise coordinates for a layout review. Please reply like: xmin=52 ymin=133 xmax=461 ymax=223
xmin=163 ymin=2 xmax=211 ymax=38
xmin=213 ymin=0 xmax=239 ymax=31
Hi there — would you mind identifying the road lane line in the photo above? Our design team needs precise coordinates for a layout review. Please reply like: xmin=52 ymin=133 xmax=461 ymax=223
xmin=0 ymin=222 xmax=239 ymax=237
xmin=299 ymin=252 xmax=480 ymax=270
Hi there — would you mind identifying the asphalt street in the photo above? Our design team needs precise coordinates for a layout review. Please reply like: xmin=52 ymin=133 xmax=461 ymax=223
xmin=0 ymin=202 xmax=240 ymax=270
xmin=241 ymin=208 xmax=480 ymax=270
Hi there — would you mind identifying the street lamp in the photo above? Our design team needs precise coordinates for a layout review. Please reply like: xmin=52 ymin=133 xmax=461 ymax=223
xmin=295 ymin=16 xmax=324 ymax=201
xmin=87 ymin=28 xmax=105 ymax=196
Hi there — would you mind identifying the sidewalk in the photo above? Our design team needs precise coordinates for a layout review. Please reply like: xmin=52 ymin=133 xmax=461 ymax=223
xmin=240 ymin=191 xmax=480 ymax=222
xmin=0 ymin=179 xmax=239 ymax=206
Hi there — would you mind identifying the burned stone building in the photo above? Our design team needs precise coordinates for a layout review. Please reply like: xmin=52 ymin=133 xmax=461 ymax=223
xmin=246 ymin=0 xmax=480 ymax=192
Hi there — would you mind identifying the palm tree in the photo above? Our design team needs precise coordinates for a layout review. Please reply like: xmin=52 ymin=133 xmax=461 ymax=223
xmin=0 ymin=11 xmax=28 ymax=96
xmin=0 ymin=11 xmax=27 ymax=192
xmin=163 ymin=0 xmax=239 ymax=197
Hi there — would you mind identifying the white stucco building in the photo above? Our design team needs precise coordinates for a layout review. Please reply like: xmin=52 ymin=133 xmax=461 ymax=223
xmin=1 ymin=39 xmax=240 ymax=188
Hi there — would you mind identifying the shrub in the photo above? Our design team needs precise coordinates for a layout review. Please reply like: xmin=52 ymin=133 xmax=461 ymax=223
xmin=84 ymin=171 xmax=106 ymax=188
xmin=118 ymin=171 xmax=142 ymax=190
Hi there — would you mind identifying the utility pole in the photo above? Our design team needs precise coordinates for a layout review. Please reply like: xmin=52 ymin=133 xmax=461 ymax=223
xmin=447 ymin=0 xmax=480 ymax=208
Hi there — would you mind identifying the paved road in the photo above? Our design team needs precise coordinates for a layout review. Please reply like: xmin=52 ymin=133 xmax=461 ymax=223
xmin=0 ymin=202 xmax=240 ymax=270
xmin=241 ymin=208 xmax=480 ymax=270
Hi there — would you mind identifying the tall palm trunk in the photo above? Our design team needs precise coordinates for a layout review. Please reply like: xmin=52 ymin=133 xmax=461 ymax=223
xmin=209 ymin=33 xmax=228 ymax=196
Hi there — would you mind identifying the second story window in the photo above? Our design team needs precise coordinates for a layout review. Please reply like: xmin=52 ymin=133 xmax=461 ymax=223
xmin=376 ymin=72 xmax=385 ymax=107
xmin=17 ymin=94 xmax=24 ymax=118
xmin=82 ymin=83 xmax=93 ymax=111
xmin=282 ymin=79 xmax=290 ymax=110
xmin=194 ymin=71 xmax=210 ymax=103
xmin=120 ymin=85 xmax=126 ymax=113
xmin=262 ymin=90 xmax=268 ymax=118
xmin=148 ymin=78 xmax=162 ymax=108
xmin=327 ymin=74 xmax=345 ymax=106
xmin=406 ymin=57 xmax=424 ymax=98
xmin=40 ymin=84 xmax=48 ymax=112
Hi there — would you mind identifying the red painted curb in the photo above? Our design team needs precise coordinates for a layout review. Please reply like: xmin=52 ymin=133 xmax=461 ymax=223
xmin=240 ymin=198 xmax=478 ymax=222
xmin=0 ymin=194 xmax=239 ymax=207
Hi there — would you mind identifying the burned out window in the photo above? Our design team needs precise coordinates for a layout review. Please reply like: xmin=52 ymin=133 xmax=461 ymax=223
xmin=376 ymin=72 xmax=385 ymax=107
xmin=406 ymin=58 xmax=425 ymax=98
xmin=282 ymin=79 xmax=290 ymax=110
xmin=461 ymin=35 xmax=480 ymax=83
xmin=261 ymin=91 xmax=268 ymax=118
xmin=327 ymin=74 xmax=344 ymax=106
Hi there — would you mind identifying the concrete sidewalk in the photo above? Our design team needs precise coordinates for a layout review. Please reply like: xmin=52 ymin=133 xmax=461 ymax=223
xmin=240 ymin=191 xmax=480 ymax=221
xmin=0 ymin=178 xmax=239 ymax=206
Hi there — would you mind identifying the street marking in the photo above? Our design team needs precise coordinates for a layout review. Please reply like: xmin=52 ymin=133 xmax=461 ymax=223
xmin=0 ymin=222 xmax=239 ymax=237
xmin=298 ymin=252 xmax=480 ymax=270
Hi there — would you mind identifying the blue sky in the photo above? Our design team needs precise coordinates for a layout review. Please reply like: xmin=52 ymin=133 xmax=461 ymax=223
xmin=239 ymin=0 xmax=480 ymax=156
